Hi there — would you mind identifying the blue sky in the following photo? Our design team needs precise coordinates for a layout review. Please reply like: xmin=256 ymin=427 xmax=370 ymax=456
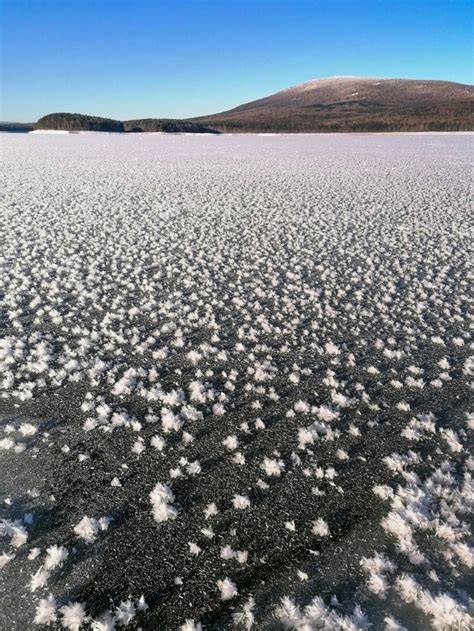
xmin=1 ymin=0 xmax=473 ymax=121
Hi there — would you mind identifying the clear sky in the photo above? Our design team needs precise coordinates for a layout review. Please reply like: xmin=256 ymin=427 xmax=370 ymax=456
xmin=1 ymin=0 xmax=473 ymax=122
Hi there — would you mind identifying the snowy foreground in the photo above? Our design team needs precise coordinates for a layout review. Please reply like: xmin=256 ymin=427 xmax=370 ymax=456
xmin=0 ymin=133 xmax=472 ymax=630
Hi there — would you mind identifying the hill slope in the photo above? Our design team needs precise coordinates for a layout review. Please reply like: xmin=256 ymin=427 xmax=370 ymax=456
xmin=191 ymin=77 xmax=474 ymax=132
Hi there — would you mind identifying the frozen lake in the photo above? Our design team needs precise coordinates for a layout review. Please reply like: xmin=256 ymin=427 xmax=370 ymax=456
xmin=0 ymin=133 xmax=472 ymax=630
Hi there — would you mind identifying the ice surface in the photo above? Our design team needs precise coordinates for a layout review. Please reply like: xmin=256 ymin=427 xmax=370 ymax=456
xmin=0 ymin=133 xmax=472 ymax=629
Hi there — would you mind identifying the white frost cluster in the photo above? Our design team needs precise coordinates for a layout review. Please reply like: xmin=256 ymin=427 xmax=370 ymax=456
xmin=150 ymin=482 xmax=178 ymax=523
xmin=73 ymin=515 xmax=110 ymax=543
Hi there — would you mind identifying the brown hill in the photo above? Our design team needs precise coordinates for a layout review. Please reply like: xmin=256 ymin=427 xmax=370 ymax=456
xmin=191 ymin=77 xmax=474 ymax=132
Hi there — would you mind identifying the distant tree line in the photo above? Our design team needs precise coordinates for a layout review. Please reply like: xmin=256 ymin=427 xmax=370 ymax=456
xmin=0 ymin=122 xmax=34 ymax=133
xmin=35 ymin=113 xmax=220 ymax=134
xmin=123 ymin=119 xmax=219 ymax=133
xmin=15 ymin=104 xmax=474 ymax=135
xmin=197 ymin=110 xmax=474 ymax=133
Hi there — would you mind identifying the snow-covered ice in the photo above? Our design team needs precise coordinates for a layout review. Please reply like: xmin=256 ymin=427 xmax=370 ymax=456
xmin=0 ymin=132 xmax=472 ymax=629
